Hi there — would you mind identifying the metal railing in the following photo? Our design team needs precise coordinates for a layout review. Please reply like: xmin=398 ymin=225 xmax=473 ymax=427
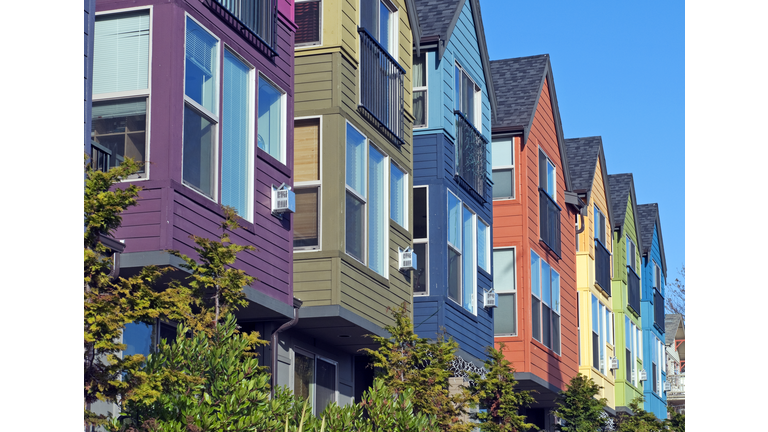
xmin=667 ymin=373 xmax=686 ymax=398
xmin=539 ymin=188 xmax=561 ymax=257
xmin=627 ymin=266 xmax=641 ymax=315
xmin=358 ymin=27 xmax=405 ymax=146
xmin=654 ymin=289 xmax=664 ymax=330
xmin=595 ymin=239 xmax=611 ymax=295
xmin=210 ymin=0 xmax=277 ymax=55
xmin=91 ymin=141 xmax=112 ymax=172
xmin=454 ymin=110 xmax=488 ymax=199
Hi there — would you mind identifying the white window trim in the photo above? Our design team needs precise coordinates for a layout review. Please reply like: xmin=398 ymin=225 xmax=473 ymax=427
xmin=652 ymin=260 xmax=661 ymax=289
xmin=530 ymin=249 xmax=561 ymax=354
xmin=538 ymin=146 xmax=557 ymax=202
xmin=493 ymin=246 xmax=517 ymax=336
xmin=292 ymin=347 xmax=339 ymax=417
xmin=257 ymin=72 xmax=288 ymax=165
xmin=447 ymin=189 xmax=462 ymax=306
xmin=463 ymin=204 xmax=477 ymax=316
xmin=491 ymin=137 xmax=515 ymax=200
xmin=295 ymin=0 xmax=323 ymax=48
xmin=294 ymin=115 xmax=323 ymax=252
xmin=390 ymin=160 xmax=408 ymax=230
xmin=93 ymin=6 xmax=154 ymax=181
xmin=454 ymin=62 xmax=482 ymax=128
xmin=413 ymin=51 xmax=428 ymax=129
xmin=345 ymin=121 xmax=368 ymax=267
xmin=477 ymin=216 xmax=490 ymax=273
xmin=370 ymin=141 xmax=390 ymax=279
xmin=413 ymin=185 xmax=429 ymax=296
xmin=358 ymin=0 xmax=399 ymax=60
xmin=181 ymin=13 xmax=221 ymax=203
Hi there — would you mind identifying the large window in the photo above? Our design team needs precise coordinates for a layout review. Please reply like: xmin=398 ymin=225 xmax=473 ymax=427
xmin=345 ymin=122 xmax=389 ymax=277
xmin=413 ymin=52 xmax=427 ymax=128
xmin=625 ymin=316 xmax=642 ymax=387
xmin=531 ymin=250 xmax=561 ymax=354
xmin=361 ymin=0 xmax=396 ymax=54
xmin=295 ymin=0 xmax=321 ymax=46
xmin=258 ymin=76 xmax=286 ymax=163
xmin=591 ymin=296 xmax=613 ymax=375
xmin=493 ymin=248 xmax=516 ymax=335
xmin=413 ymin=187 xmax=428 ymax=295
xmin=492 ymin=138 xmax=514 ymax=200
xmin=294 ymin=118 xmax=321 ymax=249
xmin=294 ymin=349 xmax=337 ymax=416
xmin=92 ymin=10 xmax=151 ymax=176
xmin=447 ymin=192 xmax=478 ymax=314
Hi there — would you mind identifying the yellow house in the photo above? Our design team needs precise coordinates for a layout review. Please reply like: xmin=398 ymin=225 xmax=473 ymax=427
xmin=565 ymin=137 xmax=618 ymax=413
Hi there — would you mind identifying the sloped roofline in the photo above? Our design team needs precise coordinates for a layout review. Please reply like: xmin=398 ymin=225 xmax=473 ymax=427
xmin=609 ymin=173 xmax=644 ymax=257
xmin=596 ymin=142 xmax=616 ymax=238
xmin=406 ymin=0 xmax=421 ymax=54
xmin=639 ymin=203 xmax=668 ymax=279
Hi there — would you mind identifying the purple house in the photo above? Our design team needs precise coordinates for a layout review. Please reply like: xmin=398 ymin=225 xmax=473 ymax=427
xmin=90 ymin=0 xmax=297 ymax=360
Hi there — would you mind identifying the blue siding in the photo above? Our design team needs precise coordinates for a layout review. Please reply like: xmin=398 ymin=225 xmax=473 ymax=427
xmin=640 ymin=225 xmax=667 ymax=420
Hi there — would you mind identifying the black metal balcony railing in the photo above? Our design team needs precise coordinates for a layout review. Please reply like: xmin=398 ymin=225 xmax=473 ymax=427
xmin=539 ymin=188 xmax=561 ymax=257
xmin=358 ymin=27 xmax=405 ymax=146
xmin=627 ymin=266 xmax=641 ymax=315
xmin=654 ymin=289 xmax=664 ymax=330
xmin=91 ymin=141 xmax=112 ymax=172
xmin=595 ymin=239 xmax=611 ymax=296
xmin=454 ymin=110 xmax=488 ymax=199
xmin=210 ymin=0 xmax=277 ymax=56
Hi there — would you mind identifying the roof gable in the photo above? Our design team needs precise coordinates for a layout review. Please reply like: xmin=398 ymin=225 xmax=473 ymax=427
xmin=564 ymin=136 xmax=615 ymax=228
xmin=665 ymin=313 xmax=684 ymax=345
xmin=413 ymin=0 xmax=497 ymax=121
xmin=637 ymin=203 xmax=668 ymax=278
xmin=607 ymin=173 xmax=643 ymax=254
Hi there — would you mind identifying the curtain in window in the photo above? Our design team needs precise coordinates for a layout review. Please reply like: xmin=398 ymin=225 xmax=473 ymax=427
xmin=258 ymin=77 xmax=283 ymax=162
xmin=413 ymin=54 xmax=425 ymax=87
xmin=222 ymin=51 xmax=251 ymax=220
xmin=94 ymin=11 xmax=150 ymax=94
xmin=185 ymin=18 xmax=218 ymax=113
xmin=462 ymin=207 xmax=474 ymax=312
xmin=390 ymin=164 xmax=405 ymax=227
xmin=368 ymin=146 xmax=386 ymax=276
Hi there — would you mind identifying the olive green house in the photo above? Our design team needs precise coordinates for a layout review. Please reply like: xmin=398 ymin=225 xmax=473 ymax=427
xmin=275 ymin=0 xmax=421 ymax=414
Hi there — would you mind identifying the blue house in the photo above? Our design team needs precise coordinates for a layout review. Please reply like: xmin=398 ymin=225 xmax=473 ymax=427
xmin=410 ymin=0 xmax=497 ymax=369
xmin=638 ymin=203 xmax=668 ymax=420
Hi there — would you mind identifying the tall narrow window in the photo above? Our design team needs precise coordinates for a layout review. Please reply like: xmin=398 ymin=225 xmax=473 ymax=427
xmin=413 ymin=187 xmax=428 ymax=295
xmin=541 ymin=259 xmax=552 ymax=348
xmin=413 ymin=52 xmax=427 ymax=128
xmin=477 ymin=219 xmax=490 ymax=272
xmin=598 ymin=302 xmax=606 ymax=374
xmin=493 ymin=248 xmax=516 ymax=335
xmin=594 ymin=205 xmax=606 ymax=245
xmin=492 ymin=138 xmax=514 ymax=199
xmin=258 ymin=76 xmax=285 ymax=163
xmin=447 ymin=191 xmax=462 ymax=303
xmin=221 ymin=50 xmax=253 ymax=221
xmin=294 ymin=118 xmax=321 ymax=250
xmin=539 ymin=149 xmax=556 ymax=199
xmin=462 ymin=206 xmax=476 ymax=314
xmin=183 ymin=17 xmax=219 ymax=198
xmin=592 ymin=295 xmax=600 ymax=370
xmin=92 ymin=10 xmax=151 ymax=175
xmin=531 ymin=251 xmax=541 ymax=342
xmin=531 ymin=250 xmax=560 ymax=353
xmin=454 ymin=64 xmax=481 ymax=128
xmin=295 ymin=0 xmax=321 ymax=46
xmin=390 ymin=163 xmax=406 ymax=228
xmin=368 ymin=146 xmax=387 ymax=276
xmin=361 ymin=0 xmax=395 ymax=53
xmin=625 ymin=315 xmax=633 ymax=383
xmin=626 ymin=237 xmax=637 ymax=271
xmin=345 ymin=123 xmax=366 ymax=263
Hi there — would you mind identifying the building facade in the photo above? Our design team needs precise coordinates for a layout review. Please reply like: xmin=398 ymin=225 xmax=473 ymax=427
xmin=665 ymin=313 xmax=685 ymax=416
xmin=490 ymin=54 xmax=583 ymax=431
xmin=410 ymin=0 xmax=497 ymax=368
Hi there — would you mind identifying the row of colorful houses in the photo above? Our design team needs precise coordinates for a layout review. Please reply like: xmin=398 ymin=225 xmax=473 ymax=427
xmin=83 ymin=0 xmax=684 ymax=429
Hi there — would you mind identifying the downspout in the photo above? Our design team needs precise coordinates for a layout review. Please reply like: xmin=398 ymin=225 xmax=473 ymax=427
xmin=575 ymin=204 xmax=587 ymax=235
xmin=271 ymin=297 xmax=303 ymax=398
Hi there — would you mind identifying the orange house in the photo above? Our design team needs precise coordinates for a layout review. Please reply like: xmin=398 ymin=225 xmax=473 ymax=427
xmin=489 ymin=54 xmax=584 ymax=429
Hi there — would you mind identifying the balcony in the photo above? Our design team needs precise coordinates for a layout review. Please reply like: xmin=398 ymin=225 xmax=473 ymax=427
xmin=654 ymin=289 xmax=664 ymax=330
xmin=627 ymin=266 xmax=641 ymax=315
xmin=209 ymin=0 xmax=277 ymax=55
xmin=454 ymin=111 xmax=488 ymax=201
xmin=358 ymin=28 xmax=405 ymax=146
xmin=539 ymin=188 xmax=561 ymax=257
xmin=667 ymin=373 xmax=686 ymax=400
xmin=595 ymin=239 xmax=611 ymax=296
xmin=90 ymin=141 xmax=112 ymax=172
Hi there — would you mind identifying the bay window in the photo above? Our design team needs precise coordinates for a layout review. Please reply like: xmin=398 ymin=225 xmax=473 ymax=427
xmin=294 ymin=117 xmax=321 ymax=249
xmin=531 ymin=250 xmax=561 ymax=354
xmin=493 ymin=248 xmax=517 ymax=335
xmin=413 ymin=187 xmax=428 ymax=295
xmin=92 ymin=10 xmax=151 ymax=176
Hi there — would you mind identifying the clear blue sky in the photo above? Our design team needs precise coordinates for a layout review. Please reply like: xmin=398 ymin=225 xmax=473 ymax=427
xmin=480 ymin=0 xmax=685 ymax=278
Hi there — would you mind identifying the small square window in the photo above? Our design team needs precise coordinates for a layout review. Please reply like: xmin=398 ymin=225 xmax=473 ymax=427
xmin=295 ymin=0 xmax=321 ymax=46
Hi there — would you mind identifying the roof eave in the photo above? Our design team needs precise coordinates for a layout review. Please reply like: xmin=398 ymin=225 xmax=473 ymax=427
xmin=405 ymin=0 xmax=421 ymax=56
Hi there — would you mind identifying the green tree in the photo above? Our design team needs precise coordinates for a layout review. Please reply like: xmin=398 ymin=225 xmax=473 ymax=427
xmin=84 ymin=158 xmax=193 ymax=429
xmin=552 ymin=374 xmax=607 ymax=432
xmin=614 ymin=398 xmax=664 ymax=432
xmin=362 ymin=304 xmax=475 ymax=432
xmin=665 ymin=406 xmax=685 ymax=432
xmin=470 ymin=344 xmax=535 ymax=432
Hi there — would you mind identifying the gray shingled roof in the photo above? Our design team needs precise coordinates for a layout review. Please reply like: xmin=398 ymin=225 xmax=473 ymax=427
xmin=414 ymin=0 xmax=462 ymax=40
xmin=665 ymin=314 xmax=684 ymax=345
xmin=607 ymin=173 xmax=643 ymax=254
xmin=490 ymin=54 xmax=550 ymax=130
xmin=564 ymin=137 xmax=602 ymax=194
xmin=637 ymin=203 xmax=668 ymax=278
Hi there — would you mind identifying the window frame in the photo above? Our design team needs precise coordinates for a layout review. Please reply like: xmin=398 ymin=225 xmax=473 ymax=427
xmin=92 ymin=6 xmax=154 ymax=180
xmin=454 ymin=62 xmax=481 ymax=128
xmin=491 ymin=137 xmax=515 ymax=200
xmin=653 ymin=260 xmax=662 ymax=289
xmin=413 ymin=50 xmax=428 ymax=129
xmin=462 ymin=204 xmax=477 ymax=315
xmin=294 ymin=115 xmax=323 ymax=251
xmin=493 ymin=246 xmax=517 ymax=336
xmin=359 ymin=0 xmax=398 ymax=57
xmin=594 ymin=205 xmax=606 ymax=246
xmin=447 ymin=189 xmax=463 ymax=306
xmin=477 ymin=217 xmax=490 ymax=273
xmin=292 ymin=347 xmax=339 ymax=416
xmin=368 ymin=142 xmax=390 ymax=278
xmin=295 ymin=0 xmax=323 ymax=48
xmin=257 ymin=73 xmax=288 ymax=164
xmin=530 ymin=249 xmax=561 ymax=354
xmin=538 ymin=147 xmax=556 ymax=201
xmin=390 ymin=160 xmax=408 ymax=230
xmin=626 ymin=236 xmax=637 ymax=272
xmin=413 ymin=185 xmax=429 ymax=296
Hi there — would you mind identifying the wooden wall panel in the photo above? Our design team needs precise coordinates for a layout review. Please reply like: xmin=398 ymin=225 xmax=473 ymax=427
xmin=295 ymin=118 xmax=320 ymax=182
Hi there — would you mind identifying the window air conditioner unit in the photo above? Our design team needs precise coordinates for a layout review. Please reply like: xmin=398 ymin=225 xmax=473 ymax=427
xmin=664 ymin=382 xmax=672 ymax=392
xmin=639 ymin=369 xmax=647 ymax=381
xmin=271 ymin=183 xmax=296 ymax=216
xmin=610 ymin=357 xmax=619 ymax=370
xmin=483 ymin=290 xmax=498 ymax=308
xmin=398 ymin=247 xmax=416 ymax=272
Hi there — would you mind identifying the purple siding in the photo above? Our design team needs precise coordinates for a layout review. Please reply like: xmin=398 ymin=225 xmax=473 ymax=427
xmin=100 ymin=0 xmax=296 ymax=307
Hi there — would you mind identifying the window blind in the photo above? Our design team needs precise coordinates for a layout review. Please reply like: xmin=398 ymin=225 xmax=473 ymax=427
xmin=93 ymin=11 xmax=150 ymax=94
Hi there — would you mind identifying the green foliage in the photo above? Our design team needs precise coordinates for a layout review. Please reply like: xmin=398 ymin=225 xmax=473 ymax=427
xmin=470 ymin=344 xmax=535 ymax=432
xmin=362 ymin=304 xmax=475 ymax=432
xmin=665 ymin=406 xmax=684 ymax=432
xmin=614 ymin=397 xmax=664 ymax=432
xmin=84 ymin=157 xmax=194 ymax=428
xmin=552 ymin=374 xmax=607 ymax=432
xmin=169 ymin=206 xmax=256 ymax=333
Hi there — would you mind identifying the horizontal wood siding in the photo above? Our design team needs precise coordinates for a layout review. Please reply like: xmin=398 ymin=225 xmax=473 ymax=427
xmin=293 ymin=258 xmax=333 ymax=305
